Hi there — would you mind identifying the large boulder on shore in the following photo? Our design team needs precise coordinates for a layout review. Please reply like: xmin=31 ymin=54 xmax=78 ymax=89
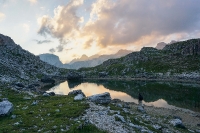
xmin=87 ymin=92 xmax=111 ymax=104
xmin=0 ymin=99 xmax=13 ymax=116
xmin=68 ymin=90 xmax=85 ymax=97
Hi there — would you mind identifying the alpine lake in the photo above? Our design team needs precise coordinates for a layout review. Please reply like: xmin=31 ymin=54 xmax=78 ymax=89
xmin=47 ymin=80 xmax=200 ymax=112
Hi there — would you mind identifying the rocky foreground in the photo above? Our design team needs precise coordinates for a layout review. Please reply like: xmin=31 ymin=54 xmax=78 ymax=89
xmin=1 ymin=86 xmax=199 ymax=133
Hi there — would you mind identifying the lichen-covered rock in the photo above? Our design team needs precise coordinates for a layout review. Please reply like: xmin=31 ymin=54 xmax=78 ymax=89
xmin=87 ymin=92 xmax=111 ymax=104
xmin=0 ymin=99 xmax=13 ymax=116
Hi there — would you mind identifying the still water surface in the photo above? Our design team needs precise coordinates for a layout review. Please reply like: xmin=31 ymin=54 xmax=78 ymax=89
xmin=47 ymin=80 xmax=200 ymax=112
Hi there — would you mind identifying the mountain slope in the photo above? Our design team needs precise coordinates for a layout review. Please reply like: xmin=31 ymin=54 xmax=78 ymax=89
xmin=79 ymin=39 xmax=200 ymax=80
xmin=39 ymin=50 xmax=132 ymax=69
xmin=0 ymin=34 xmax=68 ymax=84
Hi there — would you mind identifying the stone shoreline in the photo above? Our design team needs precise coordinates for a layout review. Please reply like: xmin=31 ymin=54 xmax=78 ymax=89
xmin=83 ymin=77 xmax=200 ymax=84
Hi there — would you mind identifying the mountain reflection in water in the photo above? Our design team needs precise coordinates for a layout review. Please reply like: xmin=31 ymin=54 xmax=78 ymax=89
xmin=47 ymin=81 xmax=180 ymax=109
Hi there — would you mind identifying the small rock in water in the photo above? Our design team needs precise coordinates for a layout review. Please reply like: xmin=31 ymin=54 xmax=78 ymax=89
xmin=74 ymin=94 xmax=85 ymax=101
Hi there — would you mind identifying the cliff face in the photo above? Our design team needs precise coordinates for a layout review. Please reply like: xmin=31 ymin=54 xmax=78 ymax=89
xmin=80 ymin=38 xmax=200 ymax=80
xmin=163 ymin=39 xmax=200 ymax=55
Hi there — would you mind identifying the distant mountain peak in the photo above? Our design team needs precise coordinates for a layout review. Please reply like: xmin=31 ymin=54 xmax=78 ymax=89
xmin=116 ymin=49 xmax=132 ymax=54
xmin=80 ymin=54 xmax=88 ymax=60
xmin=155 ymin=40 xmax=178 ymax=50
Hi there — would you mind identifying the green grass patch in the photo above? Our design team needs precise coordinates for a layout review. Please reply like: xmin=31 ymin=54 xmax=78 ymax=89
xmin=0 ymin=85 xmax=104 ymax=133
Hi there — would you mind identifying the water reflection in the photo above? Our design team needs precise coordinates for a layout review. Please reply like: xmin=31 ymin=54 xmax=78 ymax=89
xmin=47 ymin=81 xmax=175 ymax=109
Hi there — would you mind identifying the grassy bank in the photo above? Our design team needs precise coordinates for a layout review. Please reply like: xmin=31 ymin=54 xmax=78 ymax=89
xmin=0 ymin=85 xmax=106 ymax=133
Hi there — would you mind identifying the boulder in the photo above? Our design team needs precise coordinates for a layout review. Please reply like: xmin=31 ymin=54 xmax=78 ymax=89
xmin=196 ymin=129 xmax=200 ymax=133
xmin=68 ymin=90 xmax=85 ymax=97
xmin=15 ymin=82 xmax=25 ymax=88
xmin=87 ymin=92 xmax=111 ymax=104
xmin=74 ymin=94 xmax=85 ymax=101
xmin=41 ymin=77 xmax=55 ymax=84
xmin=48 ymin=92 xmax=55 ymax=96
xmin=170 ymin=119 xmax=185 ymax=129
xmin=115 ymin=114 xmax=126 ymax=123
xmin=137 ymin=106 xmax=146 ymax=113
xmin=0 ymin=99 xmax=13 ymax=116
xmin=43 ymin=93 xmax=50 ymax=96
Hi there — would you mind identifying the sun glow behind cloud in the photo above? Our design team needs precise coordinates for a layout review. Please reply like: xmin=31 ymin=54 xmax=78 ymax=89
xmin=0 ymin=12 xmax=5 ymax=22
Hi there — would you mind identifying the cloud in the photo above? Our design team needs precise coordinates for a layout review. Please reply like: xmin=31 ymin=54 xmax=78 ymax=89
xmin=34 ymin=39 xmax=52 ymax=44
xmin=38 ymin=0 xmax=200 ymax=50
xmin=65 ymin=48 xmax=73 ymax=52
xmin=28 ymin=0 xmax=37 ymax=4
xmin=83 ymin=38 xmax=93 ymax=49
xmin=49 ymin=48 xmax=55 ymax=53
xmin=22 ymin=23 xmax=30 ymax=33
xmin=0 ymin=12 xmax=5 ymax=22
xmin=37 ymin=0 xmax=84 ymax=44
xmin=0 ymin=0 xmax=6 ymax=4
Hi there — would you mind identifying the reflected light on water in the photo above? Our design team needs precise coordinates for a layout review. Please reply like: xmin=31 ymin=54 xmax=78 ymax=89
xmin=47 ymin=81 xmax=174 ymax=109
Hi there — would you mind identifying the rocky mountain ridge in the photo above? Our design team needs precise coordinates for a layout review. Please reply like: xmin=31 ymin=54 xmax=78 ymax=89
xmin=0 ymin=34 xmax=80 ymax=91
xmin=79 ymin=38 xmax=200 ymax=80
xmin=39 ymin=49 xmax=132 ymax=69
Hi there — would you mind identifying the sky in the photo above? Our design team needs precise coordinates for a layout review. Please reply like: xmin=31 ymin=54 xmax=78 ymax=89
xmin=0 ymin=0 xmax=200 ymax=63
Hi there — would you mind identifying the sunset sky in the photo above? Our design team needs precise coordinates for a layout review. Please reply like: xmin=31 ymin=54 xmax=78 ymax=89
xmin=0 ymin=0 xmax=200 ymax=63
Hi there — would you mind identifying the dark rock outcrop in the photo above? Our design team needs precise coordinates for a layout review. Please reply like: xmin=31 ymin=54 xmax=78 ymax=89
xmin=99 ymin=72 xmax=108 ymax=78
xmin=87 ymin=92 xmax=111 ymax=104
xmin=66 ymin=71 xmax=82 ymax=80
xmin=15 ymin=82 xmax=25 ymax=88
xmin=41 ymin=77 xmax=55 ymax=84
xmin=68 ymin=90 xmax=86 ymax=97
xmin=163 ymin=39 xmax=200 ymax=55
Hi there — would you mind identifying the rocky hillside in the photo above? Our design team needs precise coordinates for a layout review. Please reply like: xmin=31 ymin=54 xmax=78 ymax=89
xmin=79 ymin=39 xmax=200 ymax=80
xmin=0 ymin=34 xmax=69 ymax=85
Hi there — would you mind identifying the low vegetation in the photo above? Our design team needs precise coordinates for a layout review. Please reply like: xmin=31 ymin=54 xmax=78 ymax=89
xmin=0 ymin=84 xmax=105 ymax=133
